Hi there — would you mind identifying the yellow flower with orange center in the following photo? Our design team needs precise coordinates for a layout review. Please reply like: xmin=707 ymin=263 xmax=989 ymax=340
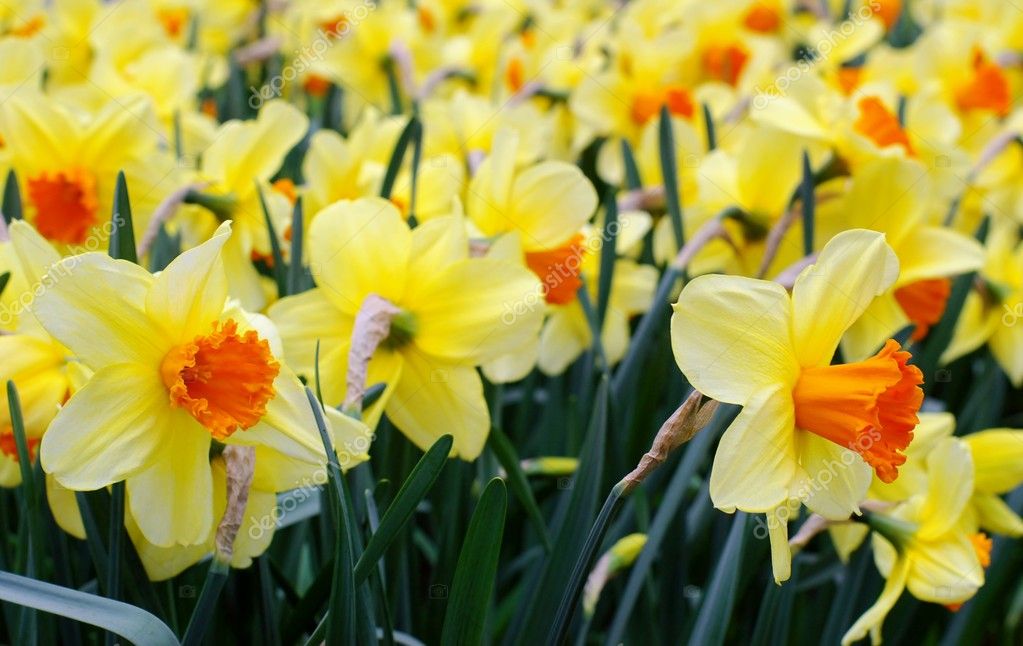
xmin=30 ymin=223 xmax=366 ymax=547
xmin=672 ymin=230 xmax=924 ymax=583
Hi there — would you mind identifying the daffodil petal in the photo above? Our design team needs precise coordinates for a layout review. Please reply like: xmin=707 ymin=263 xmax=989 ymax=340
xmin=672 ymin=274 xmax=798 ymax=405
xmin=40 ymin=363 xmax=173 ymax=490
xmin=918 ymin=438 xmax=974 ymax=540
xmin=792 ymin=430 xmax=872 ymax=519
xmin=709 ymin=387 xmax=797 ymax=514
xmin=147 ymin=222 xmax=231 ymax=342
xmin=31 ymin=254 xmax=163 ymax=371
xmin=308 ymin=198 xmax=410 ymax=316
xmin=964 ymin=429 xmax=1023 ymax=493
xmin=791 ymin=229 xmax=899 ymax=368
xmin=127 ymin=424 xmax=213 ymax=547
xmin=386 ymin=352 xmax=489 ymax=460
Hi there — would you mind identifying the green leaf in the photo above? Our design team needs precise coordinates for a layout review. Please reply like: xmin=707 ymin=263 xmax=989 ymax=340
xmin=256 ymin=183 xmax=288 ymax=297
xmin=7 ymin=381 xmax=41 ymax=644
xmin=0 ymin=272 xmax=9 ymax=300
xmin=516 ymin=378 xmax=609 ymax=643
xmin=108 ymin=172 xmax=138 ymax=264
xmin=2 ymin=169 xmax=22 ymax=224
xmin=379 ymin=117 xmax=422 ymax=201
xmin=688 ymin=513 xmax=749 ymax=646
xmin=548 ymin=481 xmax=626 ymax=644
xmin=800 ymin=150 xmax=814 ymax=256
xmin=657 ymin=105 xmax=684 ymax=249
xmin=287 ymin=197 xmax=305 ymax=296
xmin=354 ymin=434 xmax=453 ymax=583
xmin=611 ymin=266 xmax=682 ymax=399
xmin=596 ymin=187 xmax=618 ymax=332
xmin=605 ymin=404 xmax=739 ymax=644
xmin=181 ymin=561 xmax=228 ymax=646
xmin=620 ymin=140 xmax=642 ymax=190
xmin=0 ymin=571 xmax=178 ymax=646
xmin=702 ymin=103 xmax=716 ymax=151
xmin=750 ymin=559 xmax=798 ymax=646
xmin=487 ymin=426 xmax=551 ymax=552
xmin=439 ymin=478 xmax=508 ymax=646
xmin=304 ymin=387 xmax=358 ymax=646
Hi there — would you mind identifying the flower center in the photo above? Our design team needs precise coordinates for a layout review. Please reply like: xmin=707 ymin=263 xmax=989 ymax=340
xmin=506 ymin=57 xmax=526 ymax=93
xmin=630 ymin=86 xmax=694 ymax=126
xmin=525 ymin=234 xmax=586 ymax=305
xmin=26 ymin=169 xmax=99 ymax=245
xmin=854 ymin=97 xmax=914 ymax=155
xmin=160 ymin=320 xmax=280 ymax=440
xmin=870 ymin=0 xmax=902 ymax=30
xmin=156 ymin=7 xmax=190 ymax=38
xmin=382 ymin=310 xmax=418 ymax=350
xmin=743 ymin=3 xmax=780 ymax=33
xmin=792 ymin=339 xmax=923 ymax=483
xmin=894 ymin=278 xmax=952 ymax=341
xmin=701 ymin=43 xmax=749 ymax=87
xmin=956 ymin=51 xmax=1011 ymax=117
xmin=0 ymin=429 xmax=39 ymax=462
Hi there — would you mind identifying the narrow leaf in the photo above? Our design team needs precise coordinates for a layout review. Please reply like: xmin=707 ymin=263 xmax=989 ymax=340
xmin=108 ymin=172 xmax=138 ymax=264
xmin=595 ymin=188 xmax=618 ymax=332
xmin=2 ymin=170 xmax=22 ymax=224
xmin=688 ymin=513 xmax=749 ymax=646
xmin=379 ymin=117 xmax=421 ymax=200
xmin=658 ymin=106 xmax=684 ymax=249
xmin=0 ymin=571 xmax=178 ymax=646
xmin=287 ymin=197 xmax=305 ymax=296
xmin=439 ymin=478 xmax=507 ymax=646
xmin=256 ymin=183 xmax=287 ymax=297
xmin=800 ymin=150 xmax=814 ymax=256
xmin=487 ymin=427 xmax=551 ymax=552
xmin=354 ymin=434 xmax=453 ymax=583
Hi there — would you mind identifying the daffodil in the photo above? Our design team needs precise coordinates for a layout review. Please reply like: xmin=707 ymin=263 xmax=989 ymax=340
xmin=268 ymin=198 xmax=543 ymax=459
xmin=842 ymin=437 xmax=987 ymax=645
xmin=30 ymin=223 xmax=363 ymax=547
xmin=672 ymin=229 xmax=923 ymax=582
xmin=942 ymin=219 xmax=1023 ymax=384
xmin=0 ymin=93 xmax=178 ymax=252
xmin=184 ymin=100 xmax=308 ymax=310
xmin=813 ymin=156 xmax=984 ymax=359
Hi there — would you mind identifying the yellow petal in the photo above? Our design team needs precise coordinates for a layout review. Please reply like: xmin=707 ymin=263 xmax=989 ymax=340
xmin=466 ymin=128 xmax=518 ymax=238
xmin=386 ymin=352 xmax=488 ymax=460
xmin=127 ymin=425 xmax=213 ymax=547
xmin=988 ymin=322 xmax=1023 ymax=387
xmin=8 ymin=220 xmax=60 ymax=290
xmin=268 ymin=288 xmax=351 ymax=394
xmin=146 ymin=222 xmax=231 ymax=342
xmin=507 ymin=162 xmax=597 ymax=251
xmin=840 ymin=291 xmax=910 ymax=362
xmin=46 ymin=475 xmax=85 ymax=540
xmin=841 ymin=555 xmax=909 ymax=646
xmin=792 ymin=431 xmax=872 ymax=519
xmin=905 ymin=532 xmax=983 ymax=604
xmin=710 ymin=387 xmax=797 ymax=514
xmin=767 ymin=509 xmax=792 ymax=584
xmin=895 ymin=227 xmax=984 ymax=286
xmin=791 ymin=230 xmax=899 ymax=368
xmin=408 ymin=258 xmax=542 ymax=364
xmin=538 ymin=303 xmax=589 ymax=376
xmin=964 ymin=429 xmax=1023 ymax=493
xmin=829 ymin=523 xmax=870 ymax=563
xmin=40 ymin=363 xmax=176 ymax=490
xmin=408 ymin=216 xmax=469 ymax=275
xmin=31 ymin=253 xmax=163 ymax=371
xmin=308 ymin=198 xmax=410 ymax=316
xmin=972 ymin=492 xmax=1023 ymax=537
xmin=940 ymin=292 xmax=998 ymax=365
xmin=672 ymin=274 xmax=798 ymax=405
xmin=918 ymin=438 xmax=974 ymax=540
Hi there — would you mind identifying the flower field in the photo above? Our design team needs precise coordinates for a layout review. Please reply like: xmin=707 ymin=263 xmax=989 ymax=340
xmin=1 ymin=0 xmax=1023 ymax=644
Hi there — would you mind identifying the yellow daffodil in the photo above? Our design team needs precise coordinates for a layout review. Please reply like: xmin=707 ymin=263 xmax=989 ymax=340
xmin=30 ymin=223 xmax=363 ymax=547
xmin=943 ymin=219 xmax=1023 ymax=384
xmin=186 ymin=100 xmax=308 ymax=310
xmin=0 ymin=93 xmax=178 ymax=253
xmin=672 ymin=229 xmax=923 ymax=582
xmin=813 ymin=157 xmax=984 ymax=359
xmin=842 ymin=438 xmax=987 ymax=645
xmin=268 ymin=198 xmax=543 ymax=458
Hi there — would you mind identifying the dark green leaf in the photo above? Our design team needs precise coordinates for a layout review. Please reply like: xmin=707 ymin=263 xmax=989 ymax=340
xmin=439 ymin=478 xmax=508 ymax=646
xmin=379 ymin=117 xmax=422 ymax=201
xmin=487 ymin=426 xmax=551 ymax=552
xmin=3 ymin=170 xmax=22 ymax=224
xmin=657 ymin=106 xmax=684 ymax=249
xmin=256 ymin=183 xmax=288 ymax=297
xmin=688 ymin=513 xmax=749 ymax=646
xmin=108 ymin=172 xmax=138 ymax=264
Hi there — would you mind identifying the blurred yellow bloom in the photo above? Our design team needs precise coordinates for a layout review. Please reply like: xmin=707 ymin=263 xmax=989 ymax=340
xmin=672 ymin=230 xmax=923 ymax=582
xmin=842 ymin=438 xmax=986 ymax=645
